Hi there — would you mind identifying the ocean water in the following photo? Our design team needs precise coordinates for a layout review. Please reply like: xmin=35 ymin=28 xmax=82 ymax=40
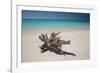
xmin=22 ymin=19 xmax=90 ymax=32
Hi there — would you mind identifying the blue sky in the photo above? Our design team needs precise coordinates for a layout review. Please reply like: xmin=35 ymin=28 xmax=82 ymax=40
xmin=22 ymin=10 xmax=90 ymax=21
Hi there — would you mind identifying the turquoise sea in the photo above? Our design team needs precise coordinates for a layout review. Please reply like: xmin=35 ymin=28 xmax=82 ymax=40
xmin=22 ymin=19 xmax=90 ymax=32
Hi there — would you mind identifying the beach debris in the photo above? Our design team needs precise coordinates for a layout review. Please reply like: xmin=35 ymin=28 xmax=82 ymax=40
xmin=39 ymin=32 xmax=76 ymax=56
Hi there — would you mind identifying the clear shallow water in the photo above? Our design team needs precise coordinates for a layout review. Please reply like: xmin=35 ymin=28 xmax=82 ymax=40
xmin=22 ymin=19 xmax=90 ymax=32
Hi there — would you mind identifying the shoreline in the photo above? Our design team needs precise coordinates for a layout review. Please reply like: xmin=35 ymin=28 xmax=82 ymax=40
xmin=22 ymin=28 xmax=90 ymax=35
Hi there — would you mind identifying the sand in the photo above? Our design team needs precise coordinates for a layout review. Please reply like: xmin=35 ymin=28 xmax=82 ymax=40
xmin=22 ymin=29 xmax=90 ymax=62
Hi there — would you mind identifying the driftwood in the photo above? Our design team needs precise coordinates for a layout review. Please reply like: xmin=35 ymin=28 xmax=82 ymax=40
xmin=39 ymin=32 xmax=76 ymax=56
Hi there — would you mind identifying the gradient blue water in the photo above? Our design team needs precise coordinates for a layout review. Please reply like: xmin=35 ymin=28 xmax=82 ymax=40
xmin=22 ymin=19 xmax=89 ymax=31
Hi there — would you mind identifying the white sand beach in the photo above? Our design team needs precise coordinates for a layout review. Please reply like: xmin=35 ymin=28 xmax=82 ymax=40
xmin=22 ymin=29 xmax=90 ymax=62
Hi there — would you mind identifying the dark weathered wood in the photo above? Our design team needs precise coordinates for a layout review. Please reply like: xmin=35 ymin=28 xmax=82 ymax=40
xmin=38 ymin=32 xmax=76 ymax=56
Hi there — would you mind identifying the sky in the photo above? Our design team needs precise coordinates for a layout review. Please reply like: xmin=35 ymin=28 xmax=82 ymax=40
xmin=22 ymin=10 xmax=90 ymax=21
